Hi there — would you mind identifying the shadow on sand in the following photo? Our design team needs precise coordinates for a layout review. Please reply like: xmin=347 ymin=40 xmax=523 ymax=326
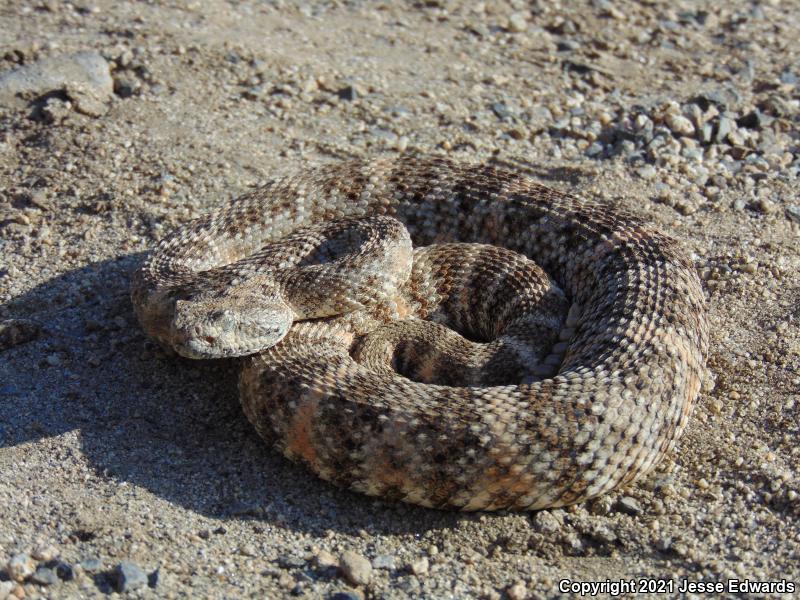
xmin=0 ymin=254 xmax=472 ymax=537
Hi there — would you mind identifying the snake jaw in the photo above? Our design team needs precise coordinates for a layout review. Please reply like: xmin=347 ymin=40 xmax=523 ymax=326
xmin=172 ymin=298 xmax=293 ymax=358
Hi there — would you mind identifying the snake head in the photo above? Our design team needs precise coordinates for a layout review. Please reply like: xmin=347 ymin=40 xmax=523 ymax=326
xmin=170 ymin=287 xmax=294 ymax=359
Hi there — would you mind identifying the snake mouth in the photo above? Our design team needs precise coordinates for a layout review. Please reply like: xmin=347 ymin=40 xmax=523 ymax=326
xmin=167 ymin=324 xmax=234 ymax=359
xmin=176 ymin=336 xmax=245 ymax=359
xmin=172 ymin=322 xmax=293 ymax=359
xmin=172 ymin=334 xmax=221 ymax=359
xmin=169 ymin=295 xmax=295 ymax=359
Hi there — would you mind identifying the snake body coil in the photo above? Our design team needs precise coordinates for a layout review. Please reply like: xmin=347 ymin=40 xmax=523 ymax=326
xmin=132 ymin=157 xmax=708 ymax=511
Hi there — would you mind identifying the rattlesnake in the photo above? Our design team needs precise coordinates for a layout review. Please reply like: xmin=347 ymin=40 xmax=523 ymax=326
xmin=131 ymin=156 xmax=708 ymax=511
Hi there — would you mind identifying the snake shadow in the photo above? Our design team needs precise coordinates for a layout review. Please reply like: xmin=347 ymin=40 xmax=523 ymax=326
xmin=0 ymin=254 xmax=470 ymax=536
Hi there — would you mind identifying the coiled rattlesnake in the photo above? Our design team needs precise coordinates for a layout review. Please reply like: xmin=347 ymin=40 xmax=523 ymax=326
xmin=131 ymin=156 xmax=708 ymax=511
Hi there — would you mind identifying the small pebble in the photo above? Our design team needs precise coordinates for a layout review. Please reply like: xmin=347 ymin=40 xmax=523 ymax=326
xmin=0 ymin=51 xmax=113 ymax=107
xmin=507 ymin=581 xmax=527 ymax=600
xmin=715 ymin=115 xmax=736 ymax=143
xmin=786 ymin=205 xmax=800 ymax=224
xmin=617 ymin=496 xmax=643 ymax=515
xmin=757 ymin=198 xmax=777 ymax=214
xmin=491 ymin=102 xmax=512 ymax=121
xmin=557 ymin=39 xmax=581 ymax=51
xmin=780 ymin=69 xmax=797 ymax=85
xmin=112 ymin=561 xmax=148 ymax=592
xmin=315 ymin=550 xmax=338 ymax=569
xmin=532 ymin=510 xmax=562 ymax=534
xmin=699 ymin=122 xmax=714 ymax=143
xmin=0 ymin=581 xmax=14 ymax=598
xmin=329 ymin=592 xmax=362 ymax=600
xmin=79 ymin=557 xmax=103 ymax=572
xmin=561 ymin=532 xmax=585 ymax=555
xmin=114 ymin=77 xmax=139 ymax=98
xmin=31 ymin=566 xmax=59 ymax=586
xmin=737 ymin=109 xmax=770 ymax=130
xmin=371 ymin=554 xmax=397 ymax=570
xmin=588 ymin=524 xmax=617 ymax=544
xmin=507 ymin=12 xmax=528 ymax=33
xmin=339 ymin=551 xmax=372 ymax=586
xmin=0 ymin=319 xmax=41 ymax=351
xmin=590 ymin=495 xmax=614 ymax=515
xmin=6 ymin=554 xmax=35 ymax=582
xmin=31 ymin=546 xmax=57 ymax=562
xmin=337 ymin=85 xmax=358 ymax=101
xmin=277 ymin=555 xmax=306 ymax=570
xmin=637 ymin=164 xmax=657 ymax=179
xmin=409 ymin=557 xmax=429 ymax=576
xmin=655 ymin=536 xmax=672 ymax=551
xmin=52 ymin=561 xmax=74 ymax=581
xmin=665 ymin=113 xmax=695 ymax=136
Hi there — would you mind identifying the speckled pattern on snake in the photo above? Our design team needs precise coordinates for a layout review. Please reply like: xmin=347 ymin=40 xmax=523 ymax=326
xmin=131 ymin=156 xmax=709 ymax=511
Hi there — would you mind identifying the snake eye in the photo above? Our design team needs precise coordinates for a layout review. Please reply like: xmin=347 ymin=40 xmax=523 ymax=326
xmin=211 ymin=310 xmax=237 ymax=332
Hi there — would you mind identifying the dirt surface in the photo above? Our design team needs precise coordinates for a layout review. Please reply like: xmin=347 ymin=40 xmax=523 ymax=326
xmin=1 ymin=1 xmax=799 ymax=598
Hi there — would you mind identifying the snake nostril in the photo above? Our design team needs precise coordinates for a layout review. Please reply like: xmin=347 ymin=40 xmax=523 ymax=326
xmin=204 ymin=336 xmax=216 ymax=345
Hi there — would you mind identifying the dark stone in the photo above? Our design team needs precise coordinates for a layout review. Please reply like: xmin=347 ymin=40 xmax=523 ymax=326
xmin=113 ymin=77 xmax=138 ymax=98
xmin=337 ymin=85 xmax=358 ymax=101
xmin=52 ymin=561 xmax=75 ymax=581
xmin=0 ymin=319 xmax=41 ymax=351
xmin=736 ymin=109 xmax=771 ymax=129
xmin=557 ymin=39 xmax=581 ymax=51
xmin=277 ymin=556 xmax=307 ymax=569
xmin=692 ymin=88 xmax=742 ymax=111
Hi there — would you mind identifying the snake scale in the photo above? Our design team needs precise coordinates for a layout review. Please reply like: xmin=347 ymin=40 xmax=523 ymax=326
xmin=131 ymin=156 xmax=708 ymax=511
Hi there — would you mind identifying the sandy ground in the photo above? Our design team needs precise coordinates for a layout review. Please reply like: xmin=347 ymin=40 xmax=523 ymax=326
xmin=1 ymin=0 xmax=799 ymax=598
